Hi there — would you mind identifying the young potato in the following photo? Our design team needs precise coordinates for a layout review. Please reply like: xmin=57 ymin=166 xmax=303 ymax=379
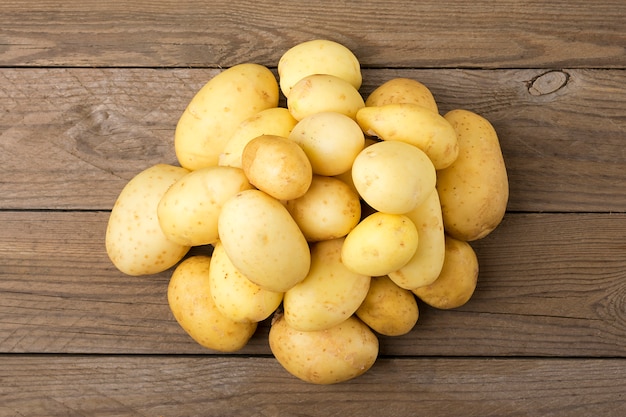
xmin=105 ymin=164 xmax=190 ymax=276
xmin=342 ymin=212 xmax=419 ymax=277
xmin=351 ymin=140 xmax=436 ymax=214
xmin=269 ymin=314 xmax=378 ymax=385
xmin=209 ymin=241 xmax=283 ymax=323
xmin=412 ymin=236 xmax=479 ymax=309
xmin=287 ymin=74 xmax=365 ymax=121
xmin=219 ymin=107 xmax=298 ymax=168
xmin=167 ymin=256 xmax=257 ymax=352
xmin=437 ymin=109 xmax=509 ymax=241
xmin=356 ymin=275 xmax=419 ymax=336
xmin=283 ymin=238 xmax=370 ymax=332
xmin=242 ymin=134 xmax=313 ymax=201
xmin=284 ymin=176 xmax=361 ymax=242
xmin=365 ymin=77 xmax=438 ymax=113
xmin=288 ymin=111 xmax=365 ymax=176
xmin=356 ymin=103 xmax=459 ymax=170
xmin=218 ymin=189 xmax=311 ymax=292
xmin=157 ymin=166 xmax=253 ymax=246
xmin=278 ymin=39 xmax=362 ymax=97
xmin=175 ymin=63 xmax=279 ymax=170
xmin=388 ymin=190 xmax=446 ymax=290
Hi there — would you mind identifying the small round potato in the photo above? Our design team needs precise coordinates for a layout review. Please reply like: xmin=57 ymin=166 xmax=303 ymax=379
xmin=365 ymin=77 xmax=438 ymax=113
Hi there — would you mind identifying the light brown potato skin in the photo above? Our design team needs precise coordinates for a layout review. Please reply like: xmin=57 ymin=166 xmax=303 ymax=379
xmin=365 ymin=77 xmax=438 ymax=113
xmin=437 ymin=109 xmax=509 ymax=241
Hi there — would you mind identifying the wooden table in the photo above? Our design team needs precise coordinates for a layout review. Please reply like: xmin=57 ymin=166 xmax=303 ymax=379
xmin=1 ymin=1 xmax=625 ymax=415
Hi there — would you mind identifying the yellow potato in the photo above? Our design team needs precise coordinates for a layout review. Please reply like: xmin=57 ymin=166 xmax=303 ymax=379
xmin=269 ymin=314 xmax=378 ymax=384
xmin=175 ymin=63 xmax=279 ymax=170
xmin=277 ymin=39 xmax=362 ymax=97
xmin=356 ymin=276 xmax=419 ymax=336
xmin=437 ymin=109 xmax=509 ymax=241
xmin=342 ymin=212 xmax=419 ymax=277
xmin=284 ymin=175 xmax=361 ymax=242
xmin=167 ymin=256 xmax=257 ymax=352
xmin=412 ymin=236 xmax=479 ymax=309
xmin=288 ymin=111 xmax=365 ymax=176
xmin=356 ymin=103 xmax=459 ymax=170
xmin=287 ymin=74 xmax=365 ymax=121
xmin=219 ymin=107 xmax=298 ymax=168
xmin=365 ymin=77 xmax=438 ymax=113
xmin=242 ymin=134 xmax=313 ymax=200
xmin=218 ymin=189 xmax=311 ymax=292
xmin=283 ymin=238 xmax=370 ymax=331
xmin=157 ymin=166 xmax=253 ymax=246
xmin=351 ymin=140 xmax=436 ymax=214
xmin=209 ymin=241 xmax=283 ymax=323
xmin=388 ymin=190 xmax=446 ymax=289
xmin=105 ymin=164 xmax=190 ymax=276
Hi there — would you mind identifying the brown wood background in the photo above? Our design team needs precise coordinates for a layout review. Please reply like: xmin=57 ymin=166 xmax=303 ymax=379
xmin=1 ymin=1 xmax=625 ymax=415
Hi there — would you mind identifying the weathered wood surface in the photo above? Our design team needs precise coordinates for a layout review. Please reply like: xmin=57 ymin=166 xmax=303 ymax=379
xmin=1 ymin=0 xmax=625 ymax=415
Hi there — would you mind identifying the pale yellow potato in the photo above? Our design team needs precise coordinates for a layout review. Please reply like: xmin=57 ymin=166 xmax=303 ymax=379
xmin=175 ymin=63 xmax=279 ymax=170
xmin=284 ymin=176 xmax=361 ymax=242
xmin=209 ymin=241 xmax=283 ymax=323
xmin=219 ymin=107 xmax=298 ymax=168
xmin=342 ymin=212 xmax=419 ymax=277
xmin=356 ymin=103 xmax=459 ymax=170
xmin=105 ymin=164 xmax=191 ymax=276
xmin=283 ymin=238 xmax=370 ymax=332
xmin=167 ymin=256 xmax=257 ymax=352
xmin=288 ymin=111 xmax=365 ymax=176
xmin=218 ymin=189 xmax=311 ymax=292
xmin=242 ymin=135 xmax=313 ymax=201
xmin=356 ymin=276 xmax=419 ymax=336
xmin=437 ymin=109 xmax=509 ymax=241
xmin=412 ymin=236 xmax=479 ymax=309
xmin=388 ymin=190 xmax=446 ymax=289
xmin=365 ymin=77 xmax=438 ymax=113
xmin=277 ymin=39 xmax=362 ymax=97
xmin=157 ymin=166 xmax=253 ymax=246
xmin=269 ymin=314 xmax=378 ymax=385
xmin=351 ymin=140 xmax=436 ymax=214
xmin=287 ymin=74 xmax=365 ymax=121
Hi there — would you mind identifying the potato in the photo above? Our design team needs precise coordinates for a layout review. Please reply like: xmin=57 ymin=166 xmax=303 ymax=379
xmin=342 ymin=212 xmax=419 ymax=277
xmin=412 ymin=236 xmax=479 ymax=309
xmin=287 ymin=74 xmax=365 ymax=121
xmin=388 ymin=190 xmax=446 ymax=289
xmin=284 ymin=175 xmax=361 ymax=242
xmin=283 ymin=238 xmax=370 ymax=332
xmin=157 ymin=166 xmax=253 ymax=246
xmin=174 ymin=63 xmax=279 ymax=170
xmin=218 ymin=189 xmax=311 ymax=292
xmin=277 ymin=39 xmax=362 ymax=97
xmin=356 ymin=103 xmax=458 ymax=170
xmin=365 ymin=77 xmax=438 ymax=113
xmin=209 ymin=241 xmax=283 ymax=323
xmin=351 ymin=140 xmax=436 ymax=214
xmin=167 ymin=256 xmax=257 ymax=352
xmin=269 ymin=314 xmax=378 ymax=384
xmin=437 ymin=109 xmax=509 ymax=241
xmin=288 ymin=111 xmax=365 ymax=176
xmin=356 ymin=276 xmax=419 ymax=336
xmin=105 ymin=164 xmax=191 ymax=276
xmin=241 ymin=134 xmax=313 ymax=201
xmin=219 ymin=107 xmax=298 ymax=168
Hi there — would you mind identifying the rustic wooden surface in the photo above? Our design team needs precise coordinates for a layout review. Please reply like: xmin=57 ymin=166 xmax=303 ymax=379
xmin=1 ymin=1 xmax=625 ymax=416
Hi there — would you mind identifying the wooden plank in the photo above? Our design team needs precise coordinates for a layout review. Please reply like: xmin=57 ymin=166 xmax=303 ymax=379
xmin=1 ymin=68 xmax=625 ymax=212
xmin=1 ymin=355 xmax=624 ymax=417
xmin=1 ymin=1 xmax=625 ymax=68
xmin=1 ymin=211 xmax=625 ymax=357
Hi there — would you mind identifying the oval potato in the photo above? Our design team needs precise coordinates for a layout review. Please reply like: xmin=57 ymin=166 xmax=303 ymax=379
xmin=365 ymin=77 xmax=438 ymax=113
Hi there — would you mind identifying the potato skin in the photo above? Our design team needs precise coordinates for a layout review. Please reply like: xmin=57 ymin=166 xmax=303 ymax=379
xmin=437 ymin=109 xmax=509 ymax=241
xmin=365 ymin=77 xmax=438 ymax=113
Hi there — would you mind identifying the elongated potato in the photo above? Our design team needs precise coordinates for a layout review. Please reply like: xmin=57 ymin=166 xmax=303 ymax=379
xmin=437 ymin=109 xmax=509 ymax=241
xmin=365 ymin=77 xmax=438 ymax=113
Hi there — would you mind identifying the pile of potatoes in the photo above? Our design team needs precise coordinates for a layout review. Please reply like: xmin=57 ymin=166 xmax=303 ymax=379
xmin=105 ymin=39 xmax=508 ymax=384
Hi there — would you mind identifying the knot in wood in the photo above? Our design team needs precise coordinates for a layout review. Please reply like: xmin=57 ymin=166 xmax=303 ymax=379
xmin=528 ymin=70 xmax=569 ymax=96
